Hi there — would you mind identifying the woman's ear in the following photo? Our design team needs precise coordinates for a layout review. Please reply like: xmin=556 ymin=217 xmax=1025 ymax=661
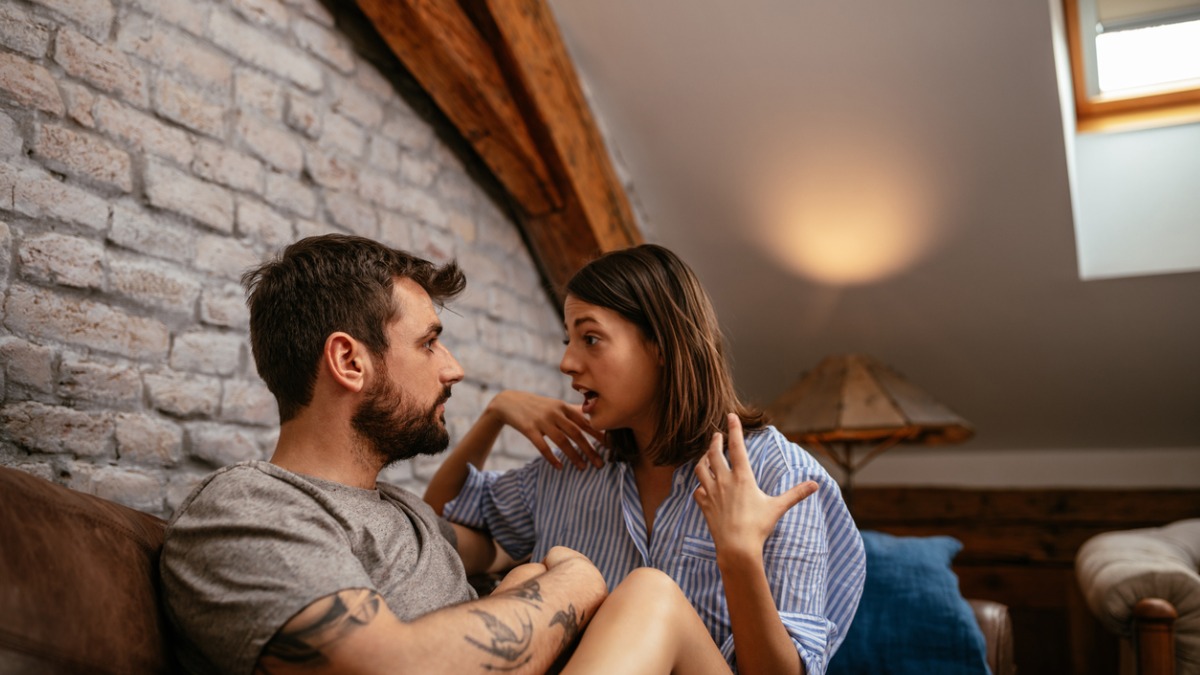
xmin=324 ymin=332 xmax=369 ymax=393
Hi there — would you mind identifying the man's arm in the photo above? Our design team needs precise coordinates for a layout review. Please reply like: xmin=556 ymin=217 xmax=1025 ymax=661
xmin=255 ymin=547 xmax=605 ymax=675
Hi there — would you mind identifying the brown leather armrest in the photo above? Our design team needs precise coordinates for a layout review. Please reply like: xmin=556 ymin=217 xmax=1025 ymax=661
xmin=970 ymin=598 xmax=1016 ymax=675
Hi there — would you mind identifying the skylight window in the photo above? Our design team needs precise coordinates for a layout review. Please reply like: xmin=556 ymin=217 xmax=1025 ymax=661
xmin=1095 ymin=18 xmax=1200 ymax=93
xmin=1064 ymin=0 xmax=1200 ymax=131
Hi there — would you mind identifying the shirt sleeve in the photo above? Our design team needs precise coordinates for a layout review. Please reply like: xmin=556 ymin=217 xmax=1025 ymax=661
xmin=442 ymin=461 xmax=541 ymax=561
xmin=761 ymin=463 xmax=849 ymax=675
xmin=161 ymin=470 xmax=376 ymax=675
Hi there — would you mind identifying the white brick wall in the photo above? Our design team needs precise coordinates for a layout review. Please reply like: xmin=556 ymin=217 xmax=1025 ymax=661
xmin=1 ymin=0 xmax=570 ymax=516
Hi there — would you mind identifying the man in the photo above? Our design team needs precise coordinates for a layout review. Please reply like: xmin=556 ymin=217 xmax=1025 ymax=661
xmin=161 ymin=235 xmax=731 ymax=675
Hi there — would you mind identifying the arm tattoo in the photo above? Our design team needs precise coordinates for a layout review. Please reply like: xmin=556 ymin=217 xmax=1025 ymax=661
xmin=257 ymin=589 xmax=381 ymax=670
xmin=464 ymin=609 xmax=534 ymax=671
xmin=549 ymin=604 xmax=583 ymax=650
xmin=504 ymin=579 xmax=544 ymax=608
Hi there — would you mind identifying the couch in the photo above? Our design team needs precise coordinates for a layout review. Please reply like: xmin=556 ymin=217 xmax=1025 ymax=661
xmin=0 ymin=465 xmax=1015 ymax=674
xmin=1076 ymin=519 xmax=1200 ymax=675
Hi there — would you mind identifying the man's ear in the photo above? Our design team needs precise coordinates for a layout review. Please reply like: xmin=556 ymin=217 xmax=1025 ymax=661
xmin=324 ymin=332 xmax=370 ymax=393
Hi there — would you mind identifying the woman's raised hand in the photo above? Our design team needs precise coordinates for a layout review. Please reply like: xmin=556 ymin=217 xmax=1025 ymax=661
xmin=486 ymin=391 xmax=604 ymax=470
xmin=693 ymin=413 xmax=819 ymax=559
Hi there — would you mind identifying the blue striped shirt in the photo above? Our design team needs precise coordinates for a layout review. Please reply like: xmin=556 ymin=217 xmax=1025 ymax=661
xmin=443 ymin=425 xmax=866 ymax=674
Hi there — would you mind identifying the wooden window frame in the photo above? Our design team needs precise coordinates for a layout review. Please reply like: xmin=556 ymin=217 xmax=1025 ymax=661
xmin=1063 ymin=0 xmax=1200 ymax=132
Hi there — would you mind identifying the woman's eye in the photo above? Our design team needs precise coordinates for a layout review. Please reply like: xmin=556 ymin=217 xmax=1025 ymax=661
xmin=584 ymin=335 xmax=599 ymax=346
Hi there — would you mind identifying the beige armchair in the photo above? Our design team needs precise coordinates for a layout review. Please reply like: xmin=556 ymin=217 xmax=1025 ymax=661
xmin=1076 ymin=519 xmax=1200 ymax=675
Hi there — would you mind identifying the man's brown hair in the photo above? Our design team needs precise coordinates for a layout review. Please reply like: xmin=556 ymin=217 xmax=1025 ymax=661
xmin=242 ymin=234 xmax=465 ymax=422
xmin=565 ymin=244 xmax=765 ymax=465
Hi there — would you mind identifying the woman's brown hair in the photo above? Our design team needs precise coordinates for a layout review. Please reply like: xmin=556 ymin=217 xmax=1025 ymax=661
xmin=565 ymin=244 xmax=765 ymax=465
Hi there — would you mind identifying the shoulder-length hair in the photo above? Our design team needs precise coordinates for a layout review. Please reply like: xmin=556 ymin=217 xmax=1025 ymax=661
xmin=565 ymin=244 xmax=765 ymax=466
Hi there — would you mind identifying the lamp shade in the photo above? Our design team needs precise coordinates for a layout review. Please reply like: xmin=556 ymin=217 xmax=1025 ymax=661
xmin=767 ymin=354 xmax=973 ymax=447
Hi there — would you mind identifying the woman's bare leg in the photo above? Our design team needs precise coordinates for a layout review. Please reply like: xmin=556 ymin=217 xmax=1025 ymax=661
xmin=561 ymin=568 xmax=732 ymax=675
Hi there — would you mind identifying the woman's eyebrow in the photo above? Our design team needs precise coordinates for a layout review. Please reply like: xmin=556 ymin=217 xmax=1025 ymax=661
xmin=566 ymin=316 xmax=599 ymax=330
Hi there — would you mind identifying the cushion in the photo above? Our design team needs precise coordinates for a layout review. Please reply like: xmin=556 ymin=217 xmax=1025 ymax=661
xmin=827 ymin=530 xmax=990 ymax=675
xmin=0 ymin=466 xmax=172 ymax=674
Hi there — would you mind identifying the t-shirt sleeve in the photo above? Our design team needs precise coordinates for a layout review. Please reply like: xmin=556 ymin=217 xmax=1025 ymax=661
xmin=443 ymin=462 xmax=540 ymax=561
xmin=161 ymin=471 xmax=376 ymax=675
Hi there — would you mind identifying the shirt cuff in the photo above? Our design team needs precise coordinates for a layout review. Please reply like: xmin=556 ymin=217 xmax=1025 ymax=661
xmin=442 ymin=464 xmax=498 ymax=530
xmin=781 ymin=611 xmax=832 ymax=675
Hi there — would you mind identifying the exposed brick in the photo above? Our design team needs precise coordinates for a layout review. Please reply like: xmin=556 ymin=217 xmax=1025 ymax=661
xmin=381 ymin=109 xmax=433 ymax=151
xmin=294 ymin=17 xmax=354 ymax=74
xmin=264 ymin=170 xmax=316 ymax=217
xmin=400 ymin=155 xmax=438 ymax=188
xmin=0 ymin=220 xmax=10 ymax=280
xmin=109 ymin=253 xmax=202 ymax=313
xmin=144 ymin=370 xmax=219 ymax=417
xmin=33 ymin=123 xmax=132 ymax=192
xmin=88 ymin=466 xmax=163 ymax=512
xmin=411 ymin=223 xmax=454 ymax=263
xmin=0 ymin=3 xmax=52 ymax=58
xmin=4 ymin=284 xmax=170 ymax=359
xmin=166 ymin=473 xmax=204 ymax=512
xmin=394 ymin=185 xmax=448 ymax=228
xmin=10 ymin=163 xmax=109 ymax=231
xmin=0 ymin=51 xmax=64 ymax=114
xmin=18 ymin=232 xmax=104 ymax=289
xmin=193 ymin=231 xmax=260 ymax=279
xmin=234 ymin=68 xmax=283 ymax=119
xmin=109 ymin=202 xmax=196 ymax=263
xmin=152 ymin=74 xmax=225 ymax=138
xmin=60 ymin=81 xmax=96 ymax=127
xmin=332 ymin=81 xmax=384 ymax=130
xmin=0 ymin=113 xmax=19 ymax=162
xmin=94 ymin=96 xmax=194 ymax=165
xmin=186 ymin=421 xmax=261 ymax=467
xmin=294 ymin=216 xmax=338 ymax=240
xmin=354 ymin=63 xmax=393 ymax=102
xmin=230 ymin=0 xmax=289 ymax=31
xmin=282 ymin=0 xmax=333 ymax=27
xmin=116 ymin=13 xmax=231 ymax=94
xmin=305 ymin=144 xmax=358 ymax=191
xmin=126 ymin=0 xmax=208 ymax=36
xmin=0 ymin=337 xmax=55 ymax=394
xmin=366 ymin=136 xmax=399 ymax=173
xmin=1 ymin=401 xmax=114 ymax=457
xmin=237 ymin=197 xmax=292 ymax=247
xmin=446 ymin=209 xmax=476 ymax=243
xmin=320 ymin=112 xmax=365 ymax=157
xmin=58 ymin=352 xmax=142 ymax=405
xmin=222 ymin=378 xmax=277 ymax=426
xmin=200 ymin=281 xmax=249 ymax=328
xmin=32 ymin=0 xmax=114 ymax=42
xmin=115 ymin=412 xmax=183 ymax=466
xmin=209 ymin=10 xmax=322 ymax=92
xmin=145 ymin=159 xmax=234 ymax=233
xmin=236 ymin=112 xmax=303 ymax=173
xmin=324 ymin=190 xmax=376 ymax=238
xmin=194 ymin=141 xmax=264 ymax=194
xmin=284 ymin=89 xmax=321 ymax=138
xmin=54 ymin=29 xmax=146 ymax=107
xmin=171 ymin=330 xmax=243 ymax=376
xmin=377 ymin=210 xmax=414 ymax=250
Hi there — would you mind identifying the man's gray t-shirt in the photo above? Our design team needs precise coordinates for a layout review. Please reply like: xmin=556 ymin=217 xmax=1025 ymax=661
xmin=160 ymin=461 xmax=476 ymax=675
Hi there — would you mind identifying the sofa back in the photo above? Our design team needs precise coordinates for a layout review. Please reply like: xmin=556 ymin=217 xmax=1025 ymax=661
xmin=0 ymin=466 xmax=171 ymax=674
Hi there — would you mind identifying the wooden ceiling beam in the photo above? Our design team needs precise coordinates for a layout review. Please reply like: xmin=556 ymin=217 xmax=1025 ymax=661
xmin=355 ymin=0 xmax=641 ymax=297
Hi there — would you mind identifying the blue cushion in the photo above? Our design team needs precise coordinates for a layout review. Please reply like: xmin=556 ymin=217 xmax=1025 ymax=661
xmin=827 ymin=530 xmax=991 ymax=675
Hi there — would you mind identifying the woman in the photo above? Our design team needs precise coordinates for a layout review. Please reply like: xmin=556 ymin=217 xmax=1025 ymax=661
xmin=427 ymin=244 xmax=865 ymax=675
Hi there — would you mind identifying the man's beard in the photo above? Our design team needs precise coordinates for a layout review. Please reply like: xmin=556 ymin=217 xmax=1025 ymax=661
xmin=351 ymin=371 xmax=452 ymax=467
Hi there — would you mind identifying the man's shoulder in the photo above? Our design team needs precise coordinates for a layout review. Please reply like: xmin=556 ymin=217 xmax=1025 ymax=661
xmin=168 ymin=461 xmax=328 ymax=528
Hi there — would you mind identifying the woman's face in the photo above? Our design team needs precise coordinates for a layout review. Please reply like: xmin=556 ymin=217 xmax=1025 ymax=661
xmin=560 ymin=295 xmax=663 ymax=448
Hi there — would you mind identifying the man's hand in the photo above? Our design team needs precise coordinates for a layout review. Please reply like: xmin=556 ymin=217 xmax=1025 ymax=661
xmin=487 ymin=391 xmax=604 ymax=470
